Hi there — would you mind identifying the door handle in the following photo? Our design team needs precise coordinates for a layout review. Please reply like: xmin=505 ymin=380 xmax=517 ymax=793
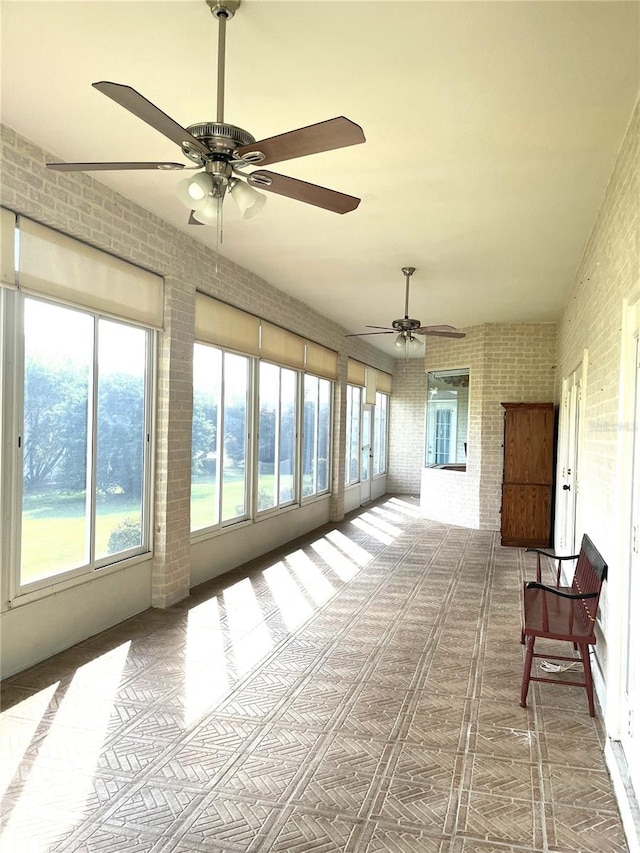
xmin=562 ymin=484 xmax=571 ymax=491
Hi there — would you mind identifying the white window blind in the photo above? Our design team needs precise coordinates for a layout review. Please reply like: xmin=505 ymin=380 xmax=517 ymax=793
xmin=377 ymin=371 xmax=392 ymax=394
xmin=1 ymin=208 xmax=16 ymax=288
xmin=195 ymin=292 xmax=260 ymax=355
xmin=305 ymin=340 xmax=338 ymax=380
xmin=260 ymin=321 xmax=305 ymax=369
xmin=347 ymin=358 xmax=366 ymax=386
xmin=17 ymin=218 xmax=163 ymax=328
xmin=365 ymin=368 xmax=377 ymax=405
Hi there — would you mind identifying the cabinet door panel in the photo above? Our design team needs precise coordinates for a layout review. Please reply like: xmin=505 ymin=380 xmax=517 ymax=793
xmin=503 ymin=408 xmax=554 ymax=485
xmin=501 ymin=484 xmax=551 ymax=547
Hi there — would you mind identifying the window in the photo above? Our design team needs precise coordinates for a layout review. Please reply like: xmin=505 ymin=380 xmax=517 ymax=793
xmin=426 ymin=368 xmax=469 ymax=469
xmin=373 ymin=391 xmax=389 ymax=475
xmin=345 ymin=384 xmax=362 ymax=485
xmin=191 ymin=343 xmax=250 ymax=532
xmin=302 ymin=374 xmax=332 ymax=498
xmin=257 ymin=362 xmax=297 ymax=512
xmin=19 ymin=296 xmax=153 ymax=588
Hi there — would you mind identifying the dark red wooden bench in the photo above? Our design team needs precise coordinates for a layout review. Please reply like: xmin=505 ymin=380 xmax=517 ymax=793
xmin=520 ymin=534 xmax=608 ymax=716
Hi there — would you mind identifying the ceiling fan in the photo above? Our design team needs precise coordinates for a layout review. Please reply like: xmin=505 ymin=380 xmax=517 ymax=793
xmin=347 ymin=267 xmax=466 ymax=349
xmin=46 ymin=0 xmax=365 ymax=228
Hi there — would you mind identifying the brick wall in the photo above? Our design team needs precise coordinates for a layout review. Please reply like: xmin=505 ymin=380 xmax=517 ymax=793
xmin=387 ymin=359 xmax=426 ymax=495
xmin=0 ymin=123 xmax=393 ymax=607
xmin=397 ymin=323 xmax=558 ymax=529
xmin=557 ymin=100 xmax=639 ymax=546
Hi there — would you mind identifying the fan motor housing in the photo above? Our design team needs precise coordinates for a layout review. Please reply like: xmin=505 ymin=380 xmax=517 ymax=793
xmin=183 ymin=122 xmax=256 ymax=164
xmin=392 ymin=318 xmax=421 ymax=332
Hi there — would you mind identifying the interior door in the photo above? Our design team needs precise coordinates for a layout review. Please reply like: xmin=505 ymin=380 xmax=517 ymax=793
xmin=360 ymin=404 xmax=373 ymax=505
xmin=557 ymin=366 xmax=583 ymax=554
xmin=620 ymin=336 xmax=640 ymax=802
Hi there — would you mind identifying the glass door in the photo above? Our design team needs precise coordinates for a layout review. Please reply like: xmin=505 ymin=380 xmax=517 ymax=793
xmin=360 ymin=404 xmax=373 ymax=505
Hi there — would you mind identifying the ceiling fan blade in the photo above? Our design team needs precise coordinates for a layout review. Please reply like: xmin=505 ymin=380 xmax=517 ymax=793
xmin=237 ymin=117 xmax=365 ymax=167
xmin=248 ymin=170 xmax=360 ymax=214
xmin=93 ymin=82 xmax=210 ymax=155
xmin=365 ymin=325 xmax=395 ymax=331
xmin=345 ymin=331 xmax=394 ymax=337
xmin=416 ymin=324 xmax=457 ymax=333
xmin=188 ymin=212 xmax=204 ymax=225
xmin=420 ymin=329 xmax=467 ymax=339
xmin=46 ymin=161 xmax=186 ymax=171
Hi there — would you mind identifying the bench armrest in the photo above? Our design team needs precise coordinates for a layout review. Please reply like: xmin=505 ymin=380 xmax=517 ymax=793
xmin=524 ymin=581 xmax=598 ymax=600
xmin=525 ymin=548 xmax=580 ymax=561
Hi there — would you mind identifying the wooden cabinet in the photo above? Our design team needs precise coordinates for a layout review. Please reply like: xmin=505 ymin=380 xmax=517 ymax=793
xmin=500 ymin=402 xmax=555 ymax=547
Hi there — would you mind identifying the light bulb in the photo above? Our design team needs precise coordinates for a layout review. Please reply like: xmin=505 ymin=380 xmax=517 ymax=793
xmin=177 ymin=173 xmax=214 ymax=211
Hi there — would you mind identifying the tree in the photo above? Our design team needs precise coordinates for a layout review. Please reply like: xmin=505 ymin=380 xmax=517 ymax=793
xmin=23 ymin=358 xmax=88 ymax=492
xmin=95 ymin=372 xmax=146 ymax=498
xmin=191 ymin=390 xmax=216 ymax=475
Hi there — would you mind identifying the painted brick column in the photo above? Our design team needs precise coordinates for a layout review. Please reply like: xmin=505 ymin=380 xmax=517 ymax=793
xmin=152 ymin=276 xmax=195 ymax=608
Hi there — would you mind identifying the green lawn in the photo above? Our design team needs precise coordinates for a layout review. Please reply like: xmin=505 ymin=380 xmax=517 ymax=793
xmin=21 ymin=490 xmax=143 ymax=584
xmin=20 ymin=468 xmax=298 ymax=585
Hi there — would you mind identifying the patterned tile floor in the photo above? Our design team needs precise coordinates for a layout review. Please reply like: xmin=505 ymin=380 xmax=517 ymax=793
xmin=0 ymin=496 xmax=628 ymax=852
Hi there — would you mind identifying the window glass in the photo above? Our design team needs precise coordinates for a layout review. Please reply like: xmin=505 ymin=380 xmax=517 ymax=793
xmin=191 ymin=345 xmax=222 ymax=530
xmin=258 ymin=362 xmax=298 ymax=512
xmin=345 ymin=384 xmax=362 ymax=485
xmin=21 ymin=300 xmax=92 ymax=583
xmin=426 ymin=368 xmax=469 ymax=469
xmin=303 ymin=374 xmax=331 ymax=499
xmin=373 ymin=392 xmax=389 ymax=475
xmin=222 ymin=353 xmax=249 ymax=521
xmin=191 ymin=344 xmax=249 ymax=531
xmin=95 ymin=320 xmax=147 ymax=558
xmin=20 ymin=297 xmax=152 ymax=587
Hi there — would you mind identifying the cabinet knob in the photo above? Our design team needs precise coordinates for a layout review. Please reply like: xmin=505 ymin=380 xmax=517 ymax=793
xmin=562 ymin=484 xmax=571 ymax=491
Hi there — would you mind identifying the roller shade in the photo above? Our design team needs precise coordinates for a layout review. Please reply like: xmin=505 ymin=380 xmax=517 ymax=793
xmin=260 ymin=321 xmax=305 ymax=369
xmin=347 ymin=358 xmax=366 ymax=386
xmin=365 ymin=368 xmax=377 ymax=405
xmin=195 ymin=292 xmax=260 ymax=355
xmin=305 ymin=341 xmax=338 ymax=380
xmin=1 ymin=208 xmax=16 ymax=288
xmin=18 ymin=218 xmax=163 ymax=328
xmin=377 ymin=371 xmax=392 ymax=394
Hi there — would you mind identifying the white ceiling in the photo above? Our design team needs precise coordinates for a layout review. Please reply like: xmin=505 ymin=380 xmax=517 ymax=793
xmin=2 ymin=1 xmax=638 ymax=357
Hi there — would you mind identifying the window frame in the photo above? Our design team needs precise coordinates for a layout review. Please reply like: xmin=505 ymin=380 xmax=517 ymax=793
xmin=373 ymin=391 xmax=390 ymax=477
xmin=190 ymin=341 xmax=252 ymax=535
xmin=345 ymin=383 xmax=363 ymax=486
xmin=4 ymin=290 xmax=156 ymax=601
xmin=255 ymin=359 xmax=299 ymax=516
xmin=301 ymin=372 xmax=333 ymax=502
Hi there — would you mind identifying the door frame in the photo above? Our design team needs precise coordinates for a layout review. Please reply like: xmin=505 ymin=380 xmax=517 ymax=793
xmin=555 ymin=353 xmax=587 ymax=555
xmin=608 ymin=295 xmax=640 ymax=808
xmin=360 ymin=403 xmax=374 ymax=505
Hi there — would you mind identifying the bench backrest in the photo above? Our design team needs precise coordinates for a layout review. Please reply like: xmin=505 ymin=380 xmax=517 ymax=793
xmin=572 ymin=534 xmax=608 ymax=627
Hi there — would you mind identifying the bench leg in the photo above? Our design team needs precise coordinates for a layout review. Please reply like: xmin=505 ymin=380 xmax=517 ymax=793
xmin=520 ymin=634 xmax=535 ymax=708
xmin=580 ymin=643 xmax=596 ymax=717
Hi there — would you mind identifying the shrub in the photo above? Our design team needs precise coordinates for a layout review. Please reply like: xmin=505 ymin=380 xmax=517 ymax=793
xmin=107 ymin=516 xmax=141 ymax=554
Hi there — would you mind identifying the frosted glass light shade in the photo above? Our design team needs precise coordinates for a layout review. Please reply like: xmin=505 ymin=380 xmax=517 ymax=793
xmin=230 ymin=179 xmax=266 ymax=219
xmin=192 ymin=197 xmax=220 ymax=225
xmin=177 ymin=173 xmax=214 ymax=210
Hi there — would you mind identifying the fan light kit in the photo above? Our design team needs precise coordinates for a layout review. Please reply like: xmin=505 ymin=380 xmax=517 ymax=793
xmin=46 ymin=0 xmax=366 ymax=241
xmin=347 ymin=267 xmax=467 ymax=353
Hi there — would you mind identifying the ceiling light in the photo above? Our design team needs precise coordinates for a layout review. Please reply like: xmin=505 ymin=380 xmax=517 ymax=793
xmin=395 ymin=332 xmax=422 ymax=350
xmin=229 ymin=179 xmax=266 ymax=219
xmin=176 ymin=172 xmax=215 ymax=210
xmin=192 ymin=196 xmax=221 ymax=225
